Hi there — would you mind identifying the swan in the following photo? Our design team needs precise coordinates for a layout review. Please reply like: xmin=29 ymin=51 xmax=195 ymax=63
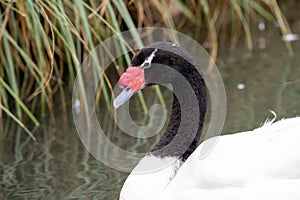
xmin=113 ymin=42 xmax=300 ymax=200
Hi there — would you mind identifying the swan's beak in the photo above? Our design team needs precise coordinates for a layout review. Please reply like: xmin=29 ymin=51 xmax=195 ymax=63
xmin=113 ymin=66 xmax=145 ymax=108
xmin=113 ymin=88 xmax=137 ymax=108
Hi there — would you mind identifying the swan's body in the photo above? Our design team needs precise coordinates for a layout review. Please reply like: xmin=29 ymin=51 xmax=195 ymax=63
xmin=121 ymin=117 xmax=300 ymax=200
xmin=114 ymin=42 xmax=300 ymax=200
xmin=160 ymin=117 xmax=300 ymax=200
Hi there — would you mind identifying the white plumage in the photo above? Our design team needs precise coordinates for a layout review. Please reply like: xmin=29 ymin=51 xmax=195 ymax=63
xmin=121 ymin=117 xmax=300 ymax=200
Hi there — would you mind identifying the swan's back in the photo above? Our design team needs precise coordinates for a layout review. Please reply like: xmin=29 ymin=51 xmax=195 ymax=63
xmin=158 ymin=117 xmax=300 ymax=200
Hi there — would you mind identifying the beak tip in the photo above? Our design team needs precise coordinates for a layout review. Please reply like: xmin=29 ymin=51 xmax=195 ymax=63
xmin=113 ymin=87 xmax=137 ymax=109
xmin=113 ymin=100 xmax=120 ymax=109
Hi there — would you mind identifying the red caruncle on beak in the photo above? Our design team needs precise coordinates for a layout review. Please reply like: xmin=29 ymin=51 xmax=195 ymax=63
xmin=119 ymin=66 xmax=145 ymax=91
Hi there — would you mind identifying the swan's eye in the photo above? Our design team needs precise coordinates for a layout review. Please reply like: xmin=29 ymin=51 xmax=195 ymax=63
xmin=142 ymin=62 xmax=150 ymax=68
xmin=140 ymin=48 xmax=157 ymax=69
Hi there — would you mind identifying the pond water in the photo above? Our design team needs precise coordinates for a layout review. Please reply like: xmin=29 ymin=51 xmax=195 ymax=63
xmin=1 ymin=17 xmax=300 ymax=200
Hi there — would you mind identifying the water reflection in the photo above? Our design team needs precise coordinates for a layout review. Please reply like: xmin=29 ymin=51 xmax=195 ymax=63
xmin=0 ymin=125 xmax=126 ymax=200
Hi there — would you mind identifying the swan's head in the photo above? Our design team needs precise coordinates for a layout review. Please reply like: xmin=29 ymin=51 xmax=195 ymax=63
xmin=114 ymin=42 xmax=197 ymax=108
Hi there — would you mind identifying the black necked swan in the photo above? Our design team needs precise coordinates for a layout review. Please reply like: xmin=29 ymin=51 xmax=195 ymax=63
xmin=113 ymin=42 xmax=300 ymax=200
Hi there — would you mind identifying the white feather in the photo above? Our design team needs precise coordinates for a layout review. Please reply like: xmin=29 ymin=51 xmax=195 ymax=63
xmin=120 ymin=117 xmax=300 ymax=200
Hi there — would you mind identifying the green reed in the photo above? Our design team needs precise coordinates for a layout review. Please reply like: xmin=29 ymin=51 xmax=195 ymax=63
xmin=0 ymin=0 xmax=294 ymax=139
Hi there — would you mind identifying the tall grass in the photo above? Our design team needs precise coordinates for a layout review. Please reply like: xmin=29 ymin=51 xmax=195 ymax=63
xmin=0 ymin=0 xmax=293 ymax=139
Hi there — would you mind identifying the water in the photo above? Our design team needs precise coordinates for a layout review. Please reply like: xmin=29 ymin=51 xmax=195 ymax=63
xmin=1 ymin=20 xmax=300 ymax=200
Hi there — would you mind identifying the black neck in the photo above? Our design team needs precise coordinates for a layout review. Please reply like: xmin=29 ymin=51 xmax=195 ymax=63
xmin=149 ymin=54 xmax=207 ymax=161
